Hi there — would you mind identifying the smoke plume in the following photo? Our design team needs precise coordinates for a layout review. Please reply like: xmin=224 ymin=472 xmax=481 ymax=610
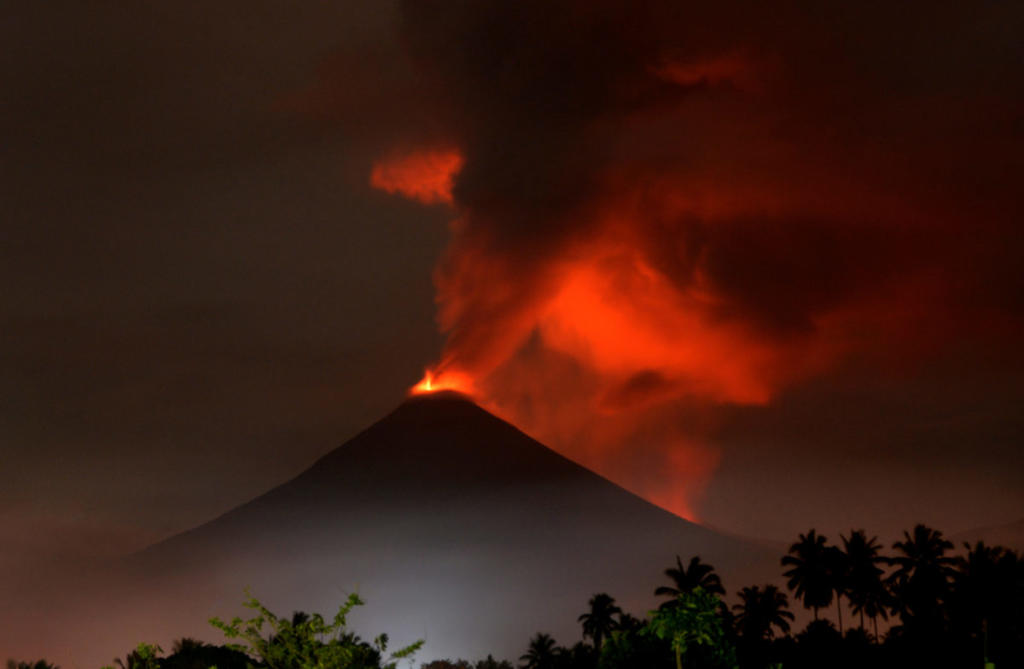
xmin=309 ymin=0 xmax=1023 ymax=518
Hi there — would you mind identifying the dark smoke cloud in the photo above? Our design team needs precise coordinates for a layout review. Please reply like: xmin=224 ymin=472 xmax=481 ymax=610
xmin=377 ymin=0 xmax=1021 ymax=330
xmin=310 ymin=0 xmax=1024 ymax=517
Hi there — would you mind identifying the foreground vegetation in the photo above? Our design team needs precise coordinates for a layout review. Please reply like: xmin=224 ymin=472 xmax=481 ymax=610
xmin=8 ymin=524 xmax=1022 ymax=668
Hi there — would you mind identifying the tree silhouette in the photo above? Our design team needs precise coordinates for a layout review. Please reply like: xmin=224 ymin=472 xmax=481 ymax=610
xmin=474 ymin=656 xmax=514 ymax=669
xmin=857 ymin=577 xmax=892 ymax=641
xmin=949 ymin=541 xmax=1023 ymax=667
xmin=781 ymin=530 xmax=834 ymax=621
xmin=841 ymin=529 xmax=888 ymax=636
xmin=170 ymin=639 xmax=202 ymax=655
xmin=423 ymin=657 xmax=516 ymax=669
xmin=732 ymin=585 xmax=793 ymax=669
xmin=655 ymin=555 xmax=725 ymax=609
xmin=615 ymin=611 xmax=645 ymax=634
xmin=161 ymin=638 xmax=251 ymax=669
xmin=519 ymin=633 xmax=557 ymax=669
xmin=793 ymin=619 xmax=842 ymax=666
xmin=561 ymin=642 xmax=596 ymax=668
xmin=824 ymin=545 xmax=849 ymax=634
xmin=577 ymin=593 xmax=622 ymax=652
xmin=733 ymin=585 xmax=795 ymax=641
xmin=888 ymin=524 xmax=956 ymax=633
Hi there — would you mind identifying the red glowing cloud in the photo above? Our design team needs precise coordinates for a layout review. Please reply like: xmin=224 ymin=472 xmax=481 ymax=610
xmin=398 ymin=195 xmax=854 ymax=521
xmin=352 ymin=0 xmax=1023 ymax=520
xmin=370 ymin=149 xmax=464 ymax=205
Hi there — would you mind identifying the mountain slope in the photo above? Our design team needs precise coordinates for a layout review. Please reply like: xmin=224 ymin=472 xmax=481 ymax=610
xmin=39 ymin=392 xmax=781 ymax=666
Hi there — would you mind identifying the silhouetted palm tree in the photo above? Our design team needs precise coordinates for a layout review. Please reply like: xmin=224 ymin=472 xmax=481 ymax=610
xmin=825 ymin=544 xmax=849 ymax=634
xmin=782 ymin=530 xmax=834 ymax=621
xmin=733 ymin=585 xmax=795 ymax=640
xmin=949 ymin=542 xmax=1016 ymax=646
xmin=888 ymin=524 xmax=956 ymax=632
xmin=577 ymin=592 xmax=622 ymax=652
xmin=519 ymin=633 xmax=558 ymax=669
xmin=841 ymin=529 xmax=888 ymax=634
xmin=859 ymin=579 xmax=892 ymax=640
xmin=615 ymin=611 xmax=645 ymax=633
xmin=655 ymin=555 xmax=725 ymax=609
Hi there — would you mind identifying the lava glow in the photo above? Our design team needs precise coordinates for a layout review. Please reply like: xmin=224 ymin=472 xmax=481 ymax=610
xmin=410 ymin=368 xmax=475 ymax=397
xmin=370 ymin=149 xmax=464 ymax=205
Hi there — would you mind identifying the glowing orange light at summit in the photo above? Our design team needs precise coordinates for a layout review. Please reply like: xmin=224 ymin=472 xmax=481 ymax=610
xmin=410 ymin=368 xmax=475 ymax=397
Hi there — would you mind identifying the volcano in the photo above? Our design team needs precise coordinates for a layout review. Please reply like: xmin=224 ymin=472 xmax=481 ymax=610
xmin=42 ymin=392 xmax=780 ymax=665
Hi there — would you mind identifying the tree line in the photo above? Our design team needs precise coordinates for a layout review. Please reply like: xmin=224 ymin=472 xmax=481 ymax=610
xmin=7 ymin=523 xmax=1022 ymax=669
xmin=495 ymin=524 xmax=1023 ymax=669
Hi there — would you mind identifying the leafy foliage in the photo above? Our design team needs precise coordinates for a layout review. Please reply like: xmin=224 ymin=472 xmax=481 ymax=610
xmin=210 ymin=590 xmax=423 ymax=669
xmin=646 ymin=587 xmax=736 ymax=669
xmin=109 ymin=643 xmax=162 ymax=669
xmin=598 ymin=610 xmax=673 ymax=669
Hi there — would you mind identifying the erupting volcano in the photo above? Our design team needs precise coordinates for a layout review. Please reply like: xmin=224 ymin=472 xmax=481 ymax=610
xmin=4 ymin=0 xmax=1024 ymax=666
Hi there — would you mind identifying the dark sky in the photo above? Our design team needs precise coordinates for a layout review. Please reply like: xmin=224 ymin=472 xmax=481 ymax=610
xmin=3 ymin=0 xmax=1023 ymax=582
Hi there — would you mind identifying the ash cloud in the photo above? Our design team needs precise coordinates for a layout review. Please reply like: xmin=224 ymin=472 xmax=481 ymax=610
xmin=317 ymin=0 xmax=1024 ymax=516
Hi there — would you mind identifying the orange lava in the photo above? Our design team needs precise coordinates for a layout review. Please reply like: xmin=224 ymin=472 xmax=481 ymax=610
xmin=370 ymin=149 xmax=464 ymax=205
xmin=409 ymin=368 xmax=476 ymax=397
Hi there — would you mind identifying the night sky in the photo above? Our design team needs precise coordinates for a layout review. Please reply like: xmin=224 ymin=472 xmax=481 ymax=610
xmin=3 ymin=0 xmax=1023 ymax=590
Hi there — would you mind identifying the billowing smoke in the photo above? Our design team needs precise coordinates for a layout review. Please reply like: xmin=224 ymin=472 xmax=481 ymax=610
xmin=307 ymin=0 xmax=1023 ymax=518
